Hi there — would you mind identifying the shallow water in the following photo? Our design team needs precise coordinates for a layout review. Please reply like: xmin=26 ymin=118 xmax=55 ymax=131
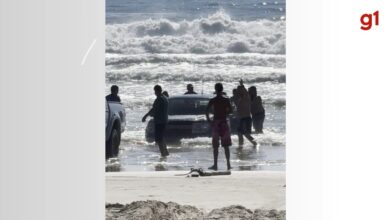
xmin=106 ymin=0 xmax=285 ymax=171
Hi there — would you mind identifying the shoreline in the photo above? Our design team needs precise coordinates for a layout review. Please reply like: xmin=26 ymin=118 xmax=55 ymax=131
xmin=106 ymin=171 xmax=285 ymax=212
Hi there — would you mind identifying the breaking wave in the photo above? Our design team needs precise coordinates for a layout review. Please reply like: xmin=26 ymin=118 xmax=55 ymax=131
xmin=106 ymin=53 xmax=285 ymax=68
xmin=106 ymin=69 xmax=285 ymax=83
xmin=106 ymin=11 xmax=285 ymax=55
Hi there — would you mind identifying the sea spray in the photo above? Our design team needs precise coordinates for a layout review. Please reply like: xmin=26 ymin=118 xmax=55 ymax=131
xmin=106 ymin=11 xmax=285 ymax=55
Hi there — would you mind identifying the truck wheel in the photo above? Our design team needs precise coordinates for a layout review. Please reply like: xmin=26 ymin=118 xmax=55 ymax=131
xmin=106 ymin=127 xmax=120 ymax=159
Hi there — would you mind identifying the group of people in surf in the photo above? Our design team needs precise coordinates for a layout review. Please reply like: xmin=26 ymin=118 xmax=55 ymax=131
xmin=106 ymin=79 xmax=265 ymax=170
xmin=203 ymin=80 xmax=265 ymax=170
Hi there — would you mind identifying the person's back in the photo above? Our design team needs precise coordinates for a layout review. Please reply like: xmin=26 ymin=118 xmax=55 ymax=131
xmin=236 ymin=85 xmax=251 ymax=118
xmin=209 ymin=95 xmax=231 ymax=120
xmin=153 ymin=95 xmax=168 ymax=124
xmin=251 ymin=96 xmax=264 ymax=115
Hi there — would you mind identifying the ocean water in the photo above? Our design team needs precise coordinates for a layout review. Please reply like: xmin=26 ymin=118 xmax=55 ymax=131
xmin=106 ymin=0 xmax=286 ymax=171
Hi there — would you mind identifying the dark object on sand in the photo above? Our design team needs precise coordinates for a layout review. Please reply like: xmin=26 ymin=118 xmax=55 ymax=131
xmin=202 ymin=170 xmax=231 ymax=176
xmin=175 ymin=168 xmax=231 ymax=177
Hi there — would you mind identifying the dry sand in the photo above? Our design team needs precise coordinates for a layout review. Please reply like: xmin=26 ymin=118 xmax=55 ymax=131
xmin=106 ymin=171 xmax=285 ymax=219
xmin=106 ymin=201 xmax=286 ymax=220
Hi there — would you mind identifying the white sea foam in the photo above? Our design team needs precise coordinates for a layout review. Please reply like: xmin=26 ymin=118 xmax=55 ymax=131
xmin=106 ymin=11 xmax=285 ymax=55
xmin=106 ymin=53 xmax=285 ymax=68
xmin=106 ymin=65 xmax=285 ymax=83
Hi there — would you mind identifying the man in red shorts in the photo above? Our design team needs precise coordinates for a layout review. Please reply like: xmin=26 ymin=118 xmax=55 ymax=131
xmin=206 ymin=83 xmax=233 ymax=171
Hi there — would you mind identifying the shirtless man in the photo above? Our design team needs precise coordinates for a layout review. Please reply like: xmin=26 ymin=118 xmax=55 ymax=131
xmin=206 ymin=83 xmax=233 ymax=170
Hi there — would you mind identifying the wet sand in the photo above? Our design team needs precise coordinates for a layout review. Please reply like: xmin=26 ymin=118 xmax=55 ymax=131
xmin=106 ymin=171 xmax=285 ymax=212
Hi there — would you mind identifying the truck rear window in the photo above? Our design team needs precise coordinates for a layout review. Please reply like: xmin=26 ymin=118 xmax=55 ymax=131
xmin=168 ymin=98 xmax=209 ymax=115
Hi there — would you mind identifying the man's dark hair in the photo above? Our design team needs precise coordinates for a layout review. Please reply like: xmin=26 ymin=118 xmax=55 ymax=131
xmin=215 ymin=83 xmax=223 ymax=93
xmin=111 ymin=85 xmax=119 ymax=93
xmin=154 ymin=85 xmax=162 ymax=94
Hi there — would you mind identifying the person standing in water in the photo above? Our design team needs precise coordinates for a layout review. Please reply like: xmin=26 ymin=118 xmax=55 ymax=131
xmin=106 ymin=85 xmax=121 ymax=102
xmin=184 ymin=84 xmax=197 ymax=95
xmin=142 ymin=85 xmax=169 ymax=157
xmin=236 ymin=80 xmax=257 ymax=147
xmin=206 ymin=83 xmax=233 ymax=171
xmin=230 ymin=88 xmax=240 ymax=133
xmin=230 ymin=89 xmax=239 ymax=109
xmin=249 ymin=86 xmax=265 ymax=133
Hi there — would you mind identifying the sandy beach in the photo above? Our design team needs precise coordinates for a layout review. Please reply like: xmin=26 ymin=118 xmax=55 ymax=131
xmin=106 ymin=171 xmax=285 ymax=213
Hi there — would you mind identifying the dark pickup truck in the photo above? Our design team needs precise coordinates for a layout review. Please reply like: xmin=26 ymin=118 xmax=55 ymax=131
xmin=145 ymin=94 xmax=238 ymax=143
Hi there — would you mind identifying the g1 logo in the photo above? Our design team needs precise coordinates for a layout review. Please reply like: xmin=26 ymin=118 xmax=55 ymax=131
xmin=361 ymin=11 xmax=379 ymax=31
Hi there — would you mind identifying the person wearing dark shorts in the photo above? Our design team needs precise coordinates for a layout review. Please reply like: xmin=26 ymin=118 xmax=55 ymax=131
xmin=238 ymin=116 xmax=253 ymax=139
xmin=206 ymin=83 xmax=233 ymax=171
xmin=154 ymin=123 xmax=166 ymax=145
xmin=142 ymin=85 xmax=169 ymax=157
xmin=236 ymin=80 xmax=257 ymax=147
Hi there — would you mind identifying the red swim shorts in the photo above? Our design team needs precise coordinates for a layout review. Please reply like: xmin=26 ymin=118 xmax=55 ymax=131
xmin=212 ymin=119 xmax=232 ymax=148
